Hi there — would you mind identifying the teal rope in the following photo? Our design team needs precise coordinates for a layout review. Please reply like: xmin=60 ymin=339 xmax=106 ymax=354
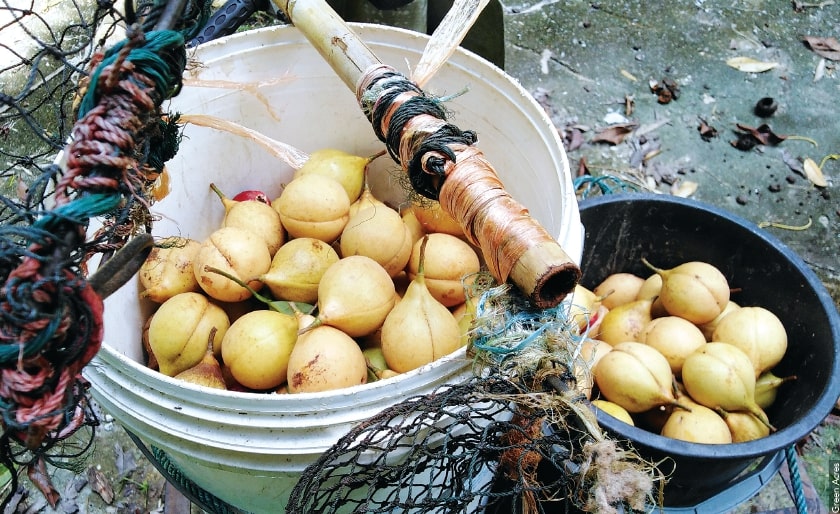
xmin=32 ymin=193 xmax=122 ymax=232
xmin=471 ymin=284 xmax=571 ymax=357
xmin=573 ymin=174 xmax=640 ymax=199
xmin=78 ymin=30 xmax=186 ymax=117
xmin=785 ymin=444 xmax=808 ymax=514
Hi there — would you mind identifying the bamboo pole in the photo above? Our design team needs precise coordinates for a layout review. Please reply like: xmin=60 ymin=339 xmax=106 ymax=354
xmin=271 ymin=0 xmax=581 ymax=308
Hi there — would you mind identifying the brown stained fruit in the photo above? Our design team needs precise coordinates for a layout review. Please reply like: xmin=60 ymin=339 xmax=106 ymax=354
xmin=138 ymin=237 xmax=202 ymax=303
xmin=286 ymin=325 xmax=368 ymax=393
xmin=193 ymin=227 xmax=272 ymax=303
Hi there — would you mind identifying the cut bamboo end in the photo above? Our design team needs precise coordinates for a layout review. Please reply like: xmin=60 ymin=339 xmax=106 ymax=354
xmin=510 ymin=242 xmax=582 ymax=310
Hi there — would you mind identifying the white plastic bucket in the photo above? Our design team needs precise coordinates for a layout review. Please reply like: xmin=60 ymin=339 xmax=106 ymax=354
xmin=83 ymin=23 xmax=583 ymax=513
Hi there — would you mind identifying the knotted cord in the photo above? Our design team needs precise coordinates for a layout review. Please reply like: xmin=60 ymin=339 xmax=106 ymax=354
xmin=0 ymin=0 xmax=210 ymax=506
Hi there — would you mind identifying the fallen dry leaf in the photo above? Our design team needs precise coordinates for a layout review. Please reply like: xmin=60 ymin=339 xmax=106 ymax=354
xmin=803 ymin=157 xmax=828 ymax=187
xmin=671 ymin=180 xmax=698 ymax=197
xmin=802 ymin=36 xmax=840 ymax=61
xmin=731 ymin=123 xmax=787 ymax=150
xmin=87 ymin=466 xmax=115 ymax=504
xmin=698 ymin=118 xmax=718 ymax=141
xmin=726 ymin=56 xmax=779 ymax=73
xmin=28 ymin=456 xmax=60 ymax=508
xmin=592 ymin=123 xmax=638 ymax=145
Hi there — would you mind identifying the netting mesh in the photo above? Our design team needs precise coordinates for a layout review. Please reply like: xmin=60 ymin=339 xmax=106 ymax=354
xmin=1 ymin=1 xmax=659 ymax=511
xmin=0 ymin=0 xmax=212 ymax=507
xmin=288 ymin=280 xmax=659 ymax=513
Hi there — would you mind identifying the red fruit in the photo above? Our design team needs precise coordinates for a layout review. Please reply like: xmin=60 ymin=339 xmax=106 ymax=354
xmin=233 ymin=190 xmax=271 ymax=205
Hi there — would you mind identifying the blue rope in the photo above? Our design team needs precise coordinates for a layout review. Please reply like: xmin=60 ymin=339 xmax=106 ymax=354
xmin=471 ymin=284 xmax=570 ymax=357
xmin=785 ymin=444 xmax=808 ymax=514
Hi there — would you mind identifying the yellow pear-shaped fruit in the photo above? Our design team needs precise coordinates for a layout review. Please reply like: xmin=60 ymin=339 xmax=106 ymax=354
xmin=754 ymin=371 xmax=797 ymax=409
xmin=173 ymin=339 xmax=227 ymax=389
xmin=287 ymin=325 xmax=368 ymax=393
xmin=661 ymin=402 xmax=732 ymax=444
xmin=635 ymin=274 xmax=662 ymax=301
xmin=406 ymin=233 xmax=482 ymax=307
xmin=681 ymin=342 xmax=769 ymax=426
xmin=593 ymin=341 xmax=678 ymax=413
xmin=642 ymin=258 xmax=730 ymax=324
xmin=148 ymin=292 xmax=230 ymax=377
xmin=567 ymin=284 xmax=602 ymax=333
xmin=641 ymin=316 xmax=706 ymax=376
xmin=210 ymin=183 xmax=285 ymax=255
xmin=193 ymin=227 xmax=271 ymax=302
xmin=400 ymin=206 xmax=426 ymax=246
xmin=381 ymin=236 xmax=463 ymax=373
xmin=260 ymin=238 xmax=339 ymax=304
xmin=138 ymin=236 xmax=201 ymax=303
xmin=697 ymin=300 xmax=740 ymax=341
xmin=294 ymin=148 xmax=370 ymax=203
xmin=711 ymin=306 xmax=788 ymax=377
xmin=594 ymin=272 xmax=645 ymax=310
xmin=221 ymin=310 xmax=299 ymax=390
xmin=275 ymin=173 xmax=350 ymax=243
xmin=348 ymin=183 xmax=387 ymax=219
xmin=574 ymin=339 xmax=613 ymax=399
xmin=411 ymin=199 xmax=465 ymax=237
xmin=596 ymin=298 xmax=653 ymax=345
xmin=340 ymin=204 xmax=413 ymax=277
xmin=718 ymin=409 xmax=771 ymax=442
xmin=315 ymin=255 xmax=396 ymax=337
xmin=591 ymin=400 xmax=635 ymax=426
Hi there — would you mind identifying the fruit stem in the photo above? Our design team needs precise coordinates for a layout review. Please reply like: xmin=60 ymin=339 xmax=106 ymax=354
xmin=749 ymin=404 xmax=777 ymax=432
xmin=204 ymin=265 xmax=273 ymax=305
xmin=365 ymin=148 xmax=387 ymax=163
xmin=670 ymin=400 xmax=693 ymax=412
xmin=209 ymin=182 xmax=226 ymax=200
xmin=417 ymin=235 xmax=429 ymax=279
xmin=297 ymin=317 xmax=322 ymax=335
xmin=640 ymin=256 xmax=665 ymax=275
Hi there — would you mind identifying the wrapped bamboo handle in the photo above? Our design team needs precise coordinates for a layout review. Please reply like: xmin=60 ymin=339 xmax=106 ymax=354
xmin=271 ymin=0 xmax=581 ymax=308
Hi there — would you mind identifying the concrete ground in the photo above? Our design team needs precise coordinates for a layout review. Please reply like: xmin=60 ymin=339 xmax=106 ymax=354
xmin=3 ymin=0 xmax=838 ymax=512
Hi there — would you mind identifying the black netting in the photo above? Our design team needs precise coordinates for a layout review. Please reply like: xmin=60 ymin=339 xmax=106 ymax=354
xmin=0 ymin=0 xmax=213 ymax=508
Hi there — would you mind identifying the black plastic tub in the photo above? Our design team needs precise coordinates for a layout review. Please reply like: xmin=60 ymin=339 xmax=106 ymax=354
xmin=577 ymin=193 xmax=840 ymax=508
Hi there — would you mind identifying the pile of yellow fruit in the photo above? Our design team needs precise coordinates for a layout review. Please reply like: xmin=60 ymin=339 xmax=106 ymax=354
xmin=570 ymin=260 xmax=794 ymax=444
xmin=138 ymin=149 xmax=479 ymax=394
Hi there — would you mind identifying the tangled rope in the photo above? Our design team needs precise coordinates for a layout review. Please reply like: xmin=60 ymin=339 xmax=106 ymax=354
xmin=0 ymin=0 xmax=210 ymax=506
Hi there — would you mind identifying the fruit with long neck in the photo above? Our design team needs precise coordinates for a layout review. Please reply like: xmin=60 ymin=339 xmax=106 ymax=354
xmin=381 ymin=236 xmax=463 ymax=373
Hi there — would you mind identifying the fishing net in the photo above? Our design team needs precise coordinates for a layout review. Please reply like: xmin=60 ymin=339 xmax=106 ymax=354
xmin=0 ymin=0 xmax=214 ymax=507
xmin=288 ymin=277 xmax=660 ymax=513
xmin=1 ymin=0 xmax=659 ymax=511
